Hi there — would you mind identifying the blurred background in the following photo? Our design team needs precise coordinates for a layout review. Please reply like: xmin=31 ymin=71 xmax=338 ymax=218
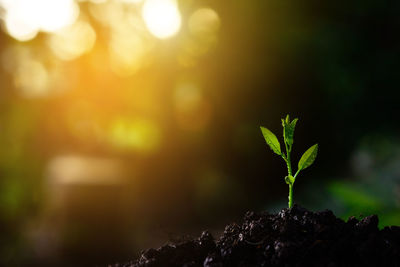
xmin=0 ymin=0 xmax=399 ymax=266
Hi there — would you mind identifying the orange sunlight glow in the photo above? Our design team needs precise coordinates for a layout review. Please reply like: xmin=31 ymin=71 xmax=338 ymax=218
xmin=142 ymin=0 xmax=181 ymax=39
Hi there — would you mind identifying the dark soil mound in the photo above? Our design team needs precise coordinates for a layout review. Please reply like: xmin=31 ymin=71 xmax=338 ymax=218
xmin=112 ymin=205 xmax=400 ymax=267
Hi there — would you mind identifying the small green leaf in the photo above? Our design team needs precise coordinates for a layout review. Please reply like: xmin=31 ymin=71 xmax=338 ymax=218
xmin=285 ymin=175 xmax=295 ymax=185
xmin=290 ymin=118 xmax=298 ymax=130
xmin=284 ymin=118 xmax=298 ymax=146
xmin=285 ymin=114 xmax=290 ymax=124
xmin=298 ymin=144 xmax=318 ymax=171
xmin=281 ymin=115 xmax=290 ymax=127
xmin=260 ymin=126 xmax=281 ymax=155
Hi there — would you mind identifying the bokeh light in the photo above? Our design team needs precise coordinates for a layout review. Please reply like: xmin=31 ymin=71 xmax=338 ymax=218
xmin=188 ymin=8 xmax=220 ymax=38
xmin=47 ymin=155 xmax=126 ymax=185
xmin=0 ymin=0 xmax=79 ymax=41
xmin=109 ymin=31 xmax=149 ymax=76
xmin=48 ymin=20 xmax=96 ymax=61
xmin=142 ymin=0 xmax=181 ymax=39
xmin=109 ymin=118 xmax=161 ymax=152
xmin=14 ymin=59 xmax=49 ymax=97
xmin=121 ymin=0 xmax=143 ymax=3
xmin=1 ymin=46 xmax=50 ymax=97
xmin=178 ymin=7 xmax=220 ymax=67
xmin=173 ymin=81 xmax=212 ymax=131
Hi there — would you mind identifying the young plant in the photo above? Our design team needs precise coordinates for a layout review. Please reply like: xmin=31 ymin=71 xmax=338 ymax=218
xmin=260 ymin=115 xmax=318 ymax=208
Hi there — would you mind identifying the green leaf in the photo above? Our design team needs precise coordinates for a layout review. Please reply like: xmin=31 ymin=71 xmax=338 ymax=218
xmin=285 ymin=175 xmax=295 ymax=185
xmin=281 ymin=114 xmax=290 ymax=127
xmin=290 ymin=118 xmax=298 ymax=130
xmin=285 ymin=114 xmax=290 ymax=124
xmin=260 ymin=126 xmax=281 ymax=155
xmin=283 ymin=118 xmax=298 ymax=146
xmin=298 ymin=143 xmax=318 ymax=171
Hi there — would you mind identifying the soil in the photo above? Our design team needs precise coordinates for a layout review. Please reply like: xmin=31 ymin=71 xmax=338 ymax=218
xmin=111 ymin=205 xmax=400 ymax=267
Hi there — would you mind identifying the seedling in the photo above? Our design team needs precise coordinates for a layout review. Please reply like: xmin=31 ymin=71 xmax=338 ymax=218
xmin=260 ymin=115 xmax=318 ymax=208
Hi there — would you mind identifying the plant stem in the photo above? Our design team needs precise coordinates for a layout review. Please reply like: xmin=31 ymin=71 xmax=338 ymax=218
xmin=285 ymin=143 xmax=292 ymax=176
xmin=288 ymin=184 xmax=293 ymax=208
xmin=285 ymin=142 xmax=294 ymax=208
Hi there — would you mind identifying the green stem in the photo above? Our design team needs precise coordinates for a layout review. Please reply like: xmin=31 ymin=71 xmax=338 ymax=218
xmin=285 ymin=142 xmax=294 ymax=208
xmin=285 ymin=143 xmax=292 ymax=176
xmin=288 ymin=184 xmax=293 ymax=208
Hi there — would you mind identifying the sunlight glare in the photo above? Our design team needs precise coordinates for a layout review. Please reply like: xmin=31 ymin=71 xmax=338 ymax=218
xmin=142 ymin=0 xmax=181 ymax=39
xmin=1 ymin=0 xmax=79 ymax=41
xmin=121 ymin=0 xmax=143 ymax=3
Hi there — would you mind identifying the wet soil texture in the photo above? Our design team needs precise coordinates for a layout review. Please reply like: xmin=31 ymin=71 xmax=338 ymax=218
xmin=112 ymin=205 xmax=400 ymax=267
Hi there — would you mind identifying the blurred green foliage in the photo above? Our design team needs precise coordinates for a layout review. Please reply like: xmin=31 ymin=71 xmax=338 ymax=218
xmin=299 ymin=135 xmax=400 ymax=228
